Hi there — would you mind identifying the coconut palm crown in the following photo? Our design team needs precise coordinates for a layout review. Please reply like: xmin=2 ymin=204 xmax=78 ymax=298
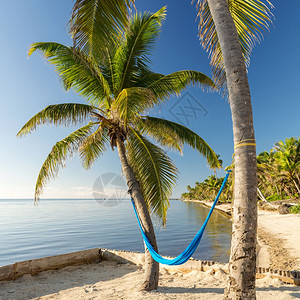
xmin=18 ymin=7 xmax=220 ymax=222
xmin=195 ymin=0 xmax=273 ymax=91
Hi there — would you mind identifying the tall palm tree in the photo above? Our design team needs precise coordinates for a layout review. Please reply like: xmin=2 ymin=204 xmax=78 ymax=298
xmin=194 ymin=0 xmax=273 ymax=298
xmin=18 ymin=7 xmax=221 ymax=291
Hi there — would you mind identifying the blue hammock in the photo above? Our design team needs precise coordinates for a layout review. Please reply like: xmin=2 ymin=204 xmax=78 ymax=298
xmin=131 ymin=170 xmax=231 ymax=265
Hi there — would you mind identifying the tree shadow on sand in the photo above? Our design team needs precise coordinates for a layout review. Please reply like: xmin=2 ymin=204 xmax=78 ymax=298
xmin=157 ymin=286 xmax=224 ymax=294
xmin=157 ymin=285 xmax=300 ymax=298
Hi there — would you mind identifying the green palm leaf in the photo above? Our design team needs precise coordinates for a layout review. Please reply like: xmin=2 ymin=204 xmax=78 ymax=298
xmin=70 ymin=0 xmax=134 ymax=59
xmin=35 ymin=123 xmax=94 ymax=202
xmin=146 ymin=70 xmax=215 ymax=100
xmin=196 ymin=0 xmax=273 ymax=90
xmin=139 ymin=116 xmax=221 ymax=169
xmin=113 ymin=87 xmax=157 ymax=125
xmin=127 ymin=128 xmax=178 ymax=224
xmin=79 ymin=125 xmax=110 ymax=169
xmin=135 ymin=69 xmax=164 ymax=87
xmin=113 ymin=7 xmax=166 ymax=92
xmin=28 ymin=42 xmax=112 ymax=105
xmin=17 ymin=103 xmax=93 ymax=137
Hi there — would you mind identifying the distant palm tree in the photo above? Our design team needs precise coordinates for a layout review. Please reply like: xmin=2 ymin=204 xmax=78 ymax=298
xmin=257 ymin=150 xmax=279 ymax=197
xmin=18 ymin=7 xmax=220 ymax=291
xmin=204 ymin=175 xmax=219 ymax=199
xmin=256 ymin=138 xmax=300 ymax=199
xmin=273 ymin=138 xmax=300 ymax=195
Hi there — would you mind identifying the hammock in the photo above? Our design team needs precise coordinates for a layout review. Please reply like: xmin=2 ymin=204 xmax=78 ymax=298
xmin=131 ymin=170 xmax=231 ymax=265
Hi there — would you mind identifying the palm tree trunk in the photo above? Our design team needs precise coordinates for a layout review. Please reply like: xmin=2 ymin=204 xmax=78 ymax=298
xmin=206 ymin=0 xmax=258 ymax=299
xmin=291 ymin=177 xmax=300 ymax=195
xmin=274 ymin=181 xmax=280 ymax=197
xmin=116 ymin=136 xmax=159 ymax=291
xmin=295 ymin=173 xmax=300 ymax=185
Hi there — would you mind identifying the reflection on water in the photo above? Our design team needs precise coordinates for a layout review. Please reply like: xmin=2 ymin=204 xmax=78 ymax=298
xmin=160 ymin=201 xmax=231 ymax=263
xmin=0 ymin=199 xmax=231 ymax=266
xmin=184 ymin=202 xmax=232 ymax=261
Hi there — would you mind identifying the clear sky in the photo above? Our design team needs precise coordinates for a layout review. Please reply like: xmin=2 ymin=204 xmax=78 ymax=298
xmin=0 ymin=1 xmax=299 ymax=199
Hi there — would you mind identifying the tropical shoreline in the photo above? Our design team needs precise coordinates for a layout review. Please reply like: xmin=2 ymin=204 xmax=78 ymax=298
xmin=0 ymin=249 xmax=299 ymax=300
xmin=182 ymin=199 xmax=300 ymax=270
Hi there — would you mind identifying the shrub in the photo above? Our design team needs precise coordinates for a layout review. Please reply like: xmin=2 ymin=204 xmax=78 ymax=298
xmin=290 ymin=204 xmax=300 ymax=214
xmin=266 ymin=194 xmax=281 ymax=201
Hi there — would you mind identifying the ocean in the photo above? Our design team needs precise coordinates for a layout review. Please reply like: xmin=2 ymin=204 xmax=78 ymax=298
xmin=0 ymin=199 xmax=231 ymax=266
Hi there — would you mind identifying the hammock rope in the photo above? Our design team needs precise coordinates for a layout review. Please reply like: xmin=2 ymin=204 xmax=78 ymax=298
xmin=131 ymin=170 xmax=231 ymax=265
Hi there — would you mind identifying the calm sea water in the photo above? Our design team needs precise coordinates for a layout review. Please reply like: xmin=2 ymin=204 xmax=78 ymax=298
xmin=0 ymin=199 xmax=231 ymax=266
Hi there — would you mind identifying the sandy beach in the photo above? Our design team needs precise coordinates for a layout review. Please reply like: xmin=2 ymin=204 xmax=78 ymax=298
xmin=258 ymin=210 xmax=300 ymax=269
xmin=0 ymin=260 xmax=299 ymax=300
xmin=0 ymin=204 xmax=299 ymax=299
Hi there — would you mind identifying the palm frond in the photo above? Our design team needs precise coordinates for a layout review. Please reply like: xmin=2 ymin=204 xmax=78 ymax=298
xmin=35 ymin=123 xmax=94 ymax=202
xmin=113 ymin=7 xmax=166 ymax=92
xmin=103 ymin=47 xmax=117 ymax=95
xmin=135 ymin=69 xmax=164 ymax=87
xmin=69 ymin=0 xmax=134 ymax=59
xmin=28 ymin=42 xmax=112 ymax=105
xmin=126 ymin=128 xmax=178 ymax=224
xmin=113 ymin=87 xmax=157 ymax=124
xmin=137 ymin=118 xmax=184 ymax=154
xmin=146 ymin=70 xmax=215 ymax=100
xmin=196 ymin=0 xmax=273 ymax=91
xmin=17 ymin=103 xmax=93 ymax=137
xmin=79 ymin=125 xmax=110 ymax=169
xmin=139 ymin=116 xmax=221 ymax=169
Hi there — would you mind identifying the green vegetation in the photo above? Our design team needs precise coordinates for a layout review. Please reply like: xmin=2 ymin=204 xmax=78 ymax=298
xmin=257 ymin=137 xmax=300 ymax=200
xmin=266 ymin=194 xmax=281 ymax=202
xmin=290 ymin=204 xmax=300 ymax=214
xmin=181 ymin=174 xmax=232 ymax=202
xmin=182 ymin=137 xmax=300 ymax=202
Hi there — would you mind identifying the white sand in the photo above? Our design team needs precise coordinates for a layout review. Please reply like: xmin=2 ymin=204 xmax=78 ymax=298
xmin=0 ymin=260 xmax=299 ymax=300
xmin=258 ymin=210 xmax=300 ymax=268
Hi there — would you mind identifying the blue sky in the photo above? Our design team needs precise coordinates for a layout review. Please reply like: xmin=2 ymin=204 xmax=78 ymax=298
xmin=0 ymin=1 xmax=299 ymax=199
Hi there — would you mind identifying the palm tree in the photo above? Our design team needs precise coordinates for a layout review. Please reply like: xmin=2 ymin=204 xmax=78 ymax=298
xmin=273 ymin=138 xmax=300 ymax=196
xmin=204 ymin=175 xmax=222 ymax=199
xmin=183 ymin=172 xmax=232 ymax=202
xmin=18 ymin=7 xmax=220 ymax=291
xmin=256 ymin=139 xmax=300 ymax=200
xmin=257 ymin=150 xmax=286 ymax=199
xmin=194 ymin=0 xmax=273 ymax=298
